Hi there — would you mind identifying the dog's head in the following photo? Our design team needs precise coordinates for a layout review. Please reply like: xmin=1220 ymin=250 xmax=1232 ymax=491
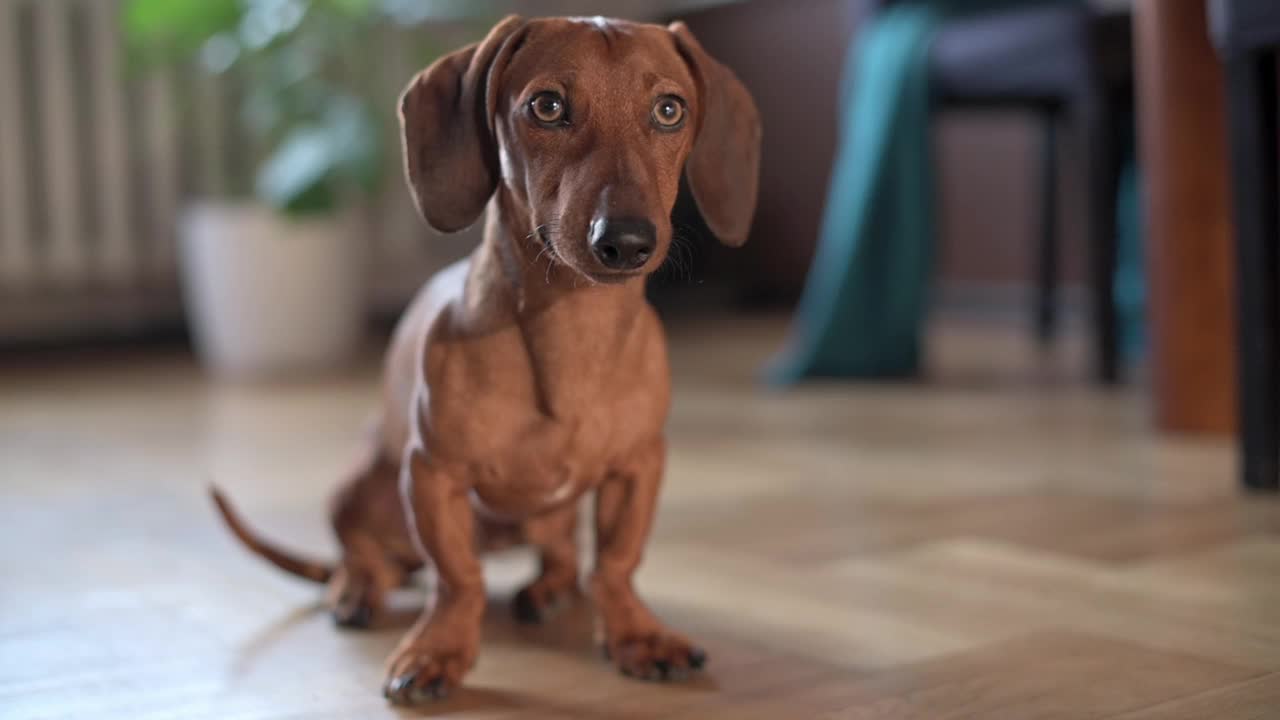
xmin=399 ymin=15 xmax=761 ymax=284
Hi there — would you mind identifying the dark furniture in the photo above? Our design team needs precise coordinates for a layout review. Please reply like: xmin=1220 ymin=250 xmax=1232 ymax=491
xmin=674 ymin=1 xmax=1133 ymax=386
xmin=871 ymin=0 xmax=1134 ymax=384
xmin=1210 ymin=0 xmax=1280 ymax=490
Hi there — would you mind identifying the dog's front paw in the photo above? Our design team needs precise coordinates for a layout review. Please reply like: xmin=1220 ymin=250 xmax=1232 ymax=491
xmin=383 ymin=642 xmax=475 ymax=705
xmin=605 ymin=631 xmax=708 ymax=682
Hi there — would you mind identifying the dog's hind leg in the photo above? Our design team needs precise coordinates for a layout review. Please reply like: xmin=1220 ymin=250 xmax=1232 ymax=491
xmin=326 ymin=449 xmax=418 ymax=629
xmin=327 ymin=535 xmax=406 ymax=629
xmin=512 ymin=504 xmax=581 ymax=624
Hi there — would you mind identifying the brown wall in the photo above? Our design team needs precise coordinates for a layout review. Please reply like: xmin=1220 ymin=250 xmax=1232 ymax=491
xmin=679 ymin=0 xmax=864 ymax=300
xmin=935 ymin=112 xmax=1088 ymax=290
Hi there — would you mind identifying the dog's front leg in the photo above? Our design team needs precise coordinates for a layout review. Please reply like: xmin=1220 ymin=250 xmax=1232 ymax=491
xmin=383 ymin=448 xmax=484 ymax=704
xmin=592 ymin=436 xmax=707 ymax=680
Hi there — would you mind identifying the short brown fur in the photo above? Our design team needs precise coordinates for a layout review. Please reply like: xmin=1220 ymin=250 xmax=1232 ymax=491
xmin=211 ymin=15 xmax=760 ymax=704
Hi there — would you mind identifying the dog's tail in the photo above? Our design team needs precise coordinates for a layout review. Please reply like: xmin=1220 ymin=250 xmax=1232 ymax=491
xmin=209 ymin=485 xmax=333 ymax=584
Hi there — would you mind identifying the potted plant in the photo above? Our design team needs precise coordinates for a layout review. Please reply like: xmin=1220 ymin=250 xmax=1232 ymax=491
xmin=124 ymin=0 xmax=449 ymax=378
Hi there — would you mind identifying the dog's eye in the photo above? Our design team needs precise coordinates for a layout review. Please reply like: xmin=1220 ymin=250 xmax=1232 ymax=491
xmin=651 ymin=95 xmax=685 ymax=130
xmin=529 ymin=91 xmax=568 ymax=126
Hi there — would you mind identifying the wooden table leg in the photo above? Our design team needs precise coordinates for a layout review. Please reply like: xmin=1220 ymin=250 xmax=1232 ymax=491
xmin=1134 ymin=0 xmax=1237 ymax=434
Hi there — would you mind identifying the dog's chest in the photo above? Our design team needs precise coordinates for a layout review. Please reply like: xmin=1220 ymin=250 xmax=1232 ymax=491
xmin=426 ymin=324 xmax=668 ymax=517
xmin=456 ymin=390 xmax=660 ymax=518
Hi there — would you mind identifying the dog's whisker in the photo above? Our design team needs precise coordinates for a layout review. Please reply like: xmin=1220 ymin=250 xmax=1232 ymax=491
xmin=524 ymin=223 xmax=547 ymax=244
xmin=680 ymin=234 xmax=698 ymax=282
xmin=658 ymin=233 xmax=696 ymax=286
xmin=672 ymin=226 xmax=705 ymax=282
xmin=661 ymin=253 xmax=677 ymax=283
xmin=531 ymin=243 xmax=551 ymax=268
xmin=527 ymin=220 xmax=565 ymax=279
xmin=673 ymin=220 xmax=707 ymax=246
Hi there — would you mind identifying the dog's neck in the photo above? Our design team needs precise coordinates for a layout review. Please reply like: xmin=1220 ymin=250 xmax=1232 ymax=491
xmin=459 ymin=190 xmax=656 ymax=417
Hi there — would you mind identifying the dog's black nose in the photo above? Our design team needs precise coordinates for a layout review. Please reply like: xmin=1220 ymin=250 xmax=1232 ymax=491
xmin=590 ymin=218 xmax=655 ymax=271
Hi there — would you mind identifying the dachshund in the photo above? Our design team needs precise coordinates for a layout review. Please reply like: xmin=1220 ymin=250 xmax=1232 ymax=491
xmin=212 ymin=14 xmax=760 ymax=704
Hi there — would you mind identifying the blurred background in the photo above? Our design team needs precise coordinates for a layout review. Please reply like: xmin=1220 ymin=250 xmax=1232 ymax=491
xmin=3 ymin=0 xmax=1280 ymax=716
xmin=3 ymin=0 xmax=1271 ymax=466
xmin=0 ymin=0 xmax=1137 ymax=365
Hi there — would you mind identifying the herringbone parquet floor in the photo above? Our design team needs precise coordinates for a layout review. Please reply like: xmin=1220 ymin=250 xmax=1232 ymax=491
xmin=4 ymin=315 xmax=1279 ymax=719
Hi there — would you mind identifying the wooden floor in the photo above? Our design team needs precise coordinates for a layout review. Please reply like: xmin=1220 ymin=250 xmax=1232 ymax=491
xmin=4 ymin=315 xmax=1280 ymax=719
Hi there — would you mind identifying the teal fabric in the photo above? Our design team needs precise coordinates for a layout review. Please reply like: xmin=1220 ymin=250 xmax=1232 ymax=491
xmin=768 ymin=0 xmax=1086 ymax=383
xmin=1115 ymin=156 xmax=1146 ymax=360
xmin=768 ymin=3 xmax=941 ymax=381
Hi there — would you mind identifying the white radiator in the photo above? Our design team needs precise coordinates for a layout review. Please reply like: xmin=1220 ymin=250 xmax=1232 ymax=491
xmin=0 ymin=0 xmax=474 ymax=344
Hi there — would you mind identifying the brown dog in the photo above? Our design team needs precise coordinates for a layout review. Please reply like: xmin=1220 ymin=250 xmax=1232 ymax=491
xmin=211 ymin=15 xmax=760 ymax=704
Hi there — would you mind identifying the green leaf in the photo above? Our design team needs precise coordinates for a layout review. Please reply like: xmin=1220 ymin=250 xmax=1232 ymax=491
xmin=278 ymin=175 xmax=338 ymax=215
xmin=255 ymin=125 xmax=338 ymax=214
xmin=325 ymin=0 xmax=379 ymax=17
xmin=323 ymin=96 xmax=382 ymax=191
xmin=125 ymin=0 xmax=412 ymax=214
xmin=253 ymin=96 xmax=383 ymax=216
xmin=123 ymin=0 xmax=243 ymax=57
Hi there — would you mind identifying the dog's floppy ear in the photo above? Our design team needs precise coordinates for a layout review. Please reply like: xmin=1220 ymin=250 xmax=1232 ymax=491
xmin=669 ymin=21 xmax=762 ymax=247
xmin=399 ymin=15 xmax=525 ymax=233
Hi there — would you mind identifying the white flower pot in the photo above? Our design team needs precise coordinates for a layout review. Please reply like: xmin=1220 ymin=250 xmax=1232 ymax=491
xmin=179 ymin=202 xmax=365 ymax=379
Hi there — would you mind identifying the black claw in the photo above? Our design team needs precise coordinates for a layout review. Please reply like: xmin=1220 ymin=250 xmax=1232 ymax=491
xmin=688 ymin=648 xmax=707 ymax=670
xmin=601 ymin=644 xmax=612 ymax=661
xmin=335 ymin=604 xmax=373 ymax=629
xmin=406 ymin=683 xmax=436 ymax=705
xmin=385 ymin=674 xmax=412 ymax=699
xmin=511 ymin=588 xmax=544 ymax=625
xmin=352 ymin=604 xmax=373 ymax=627
xmin=653 ymin=659 xmax=672 ymax=680
xmin=430 ymin=678 xmax=450 ymax=699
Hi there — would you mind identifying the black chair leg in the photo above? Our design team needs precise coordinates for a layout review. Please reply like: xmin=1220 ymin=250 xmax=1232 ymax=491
xmin=1086 ymin=96 xmax=1122 ymax=385
xmin=1223 ymin=52 xmax=1279 ymax=492
xmin=1034 ymin=112 xmax=1059 ymax=345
